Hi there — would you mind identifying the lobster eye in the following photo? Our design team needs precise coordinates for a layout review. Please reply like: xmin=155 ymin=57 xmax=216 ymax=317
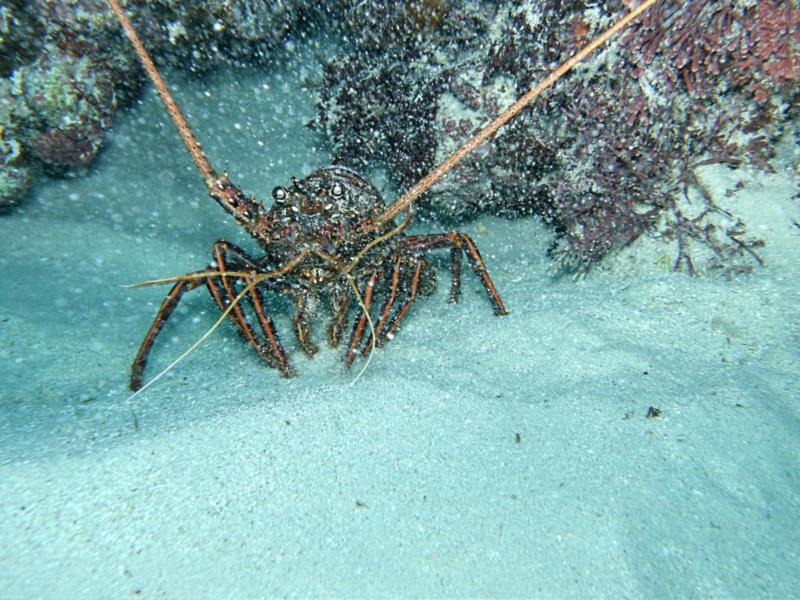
xmin=272 ymin=186 xmax=288 ymax=201
xmin=330 ymin=182 xmax=344 ymax=197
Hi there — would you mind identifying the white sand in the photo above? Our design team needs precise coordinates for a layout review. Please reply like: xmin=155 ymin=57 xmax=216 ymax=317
xmin=1 ymin=51 xmax=798 ymax=598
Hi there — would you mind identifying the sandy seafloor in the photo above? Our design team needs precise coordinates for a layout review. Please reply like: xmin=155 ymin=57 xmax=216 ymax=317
xmin=1 ymin=40 xmax=799 ymax=598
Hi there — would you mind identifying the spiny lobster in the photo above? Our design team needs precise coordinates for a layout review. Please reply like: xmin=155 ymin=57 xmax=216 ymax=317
xmin=106 ymin=0 xmax=656 ymax=391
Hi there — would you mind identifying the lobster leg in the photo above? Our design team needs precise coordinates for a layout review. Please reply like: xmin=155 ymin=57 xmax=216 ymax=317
xmin=449 ymin=246 xmax=462 ymax=303
xmin=131 ymin=276 xmax=205 ymax=391
xmin=206 ymin=241 xmax=294 ymax=376
xmin=327 ymin=289 xmax=351 ymax=348
xmin=293 ymin=289 xmax=320 ymax=357
xmin=399 ymin=232 xmax=508 ymax=315
xmin=345 ymin=270 xmax=380 ymax=368
xmin=376 ymin=260 xmax=425 ymax=348
xmin=362 ymin=255 xmax=403 ymax=355
xmin=245 ymin=282 xmax=295 ymax=377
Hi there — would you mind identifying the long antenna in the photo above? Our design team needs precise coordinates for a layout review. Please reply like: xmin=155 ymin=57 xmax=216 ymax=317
xmin=369 ymin=0 xmax=658 ymax=229
xmin=107 ymin=0 xmax=216 ymax=186
xmin=108 ymin=0 xmax=266 ymax=227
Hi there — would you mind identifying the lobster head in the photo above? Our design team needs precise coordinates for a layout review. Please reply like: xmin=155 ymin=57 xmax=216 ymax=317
xmin=256 ymin=166 xmax=390 ymax=250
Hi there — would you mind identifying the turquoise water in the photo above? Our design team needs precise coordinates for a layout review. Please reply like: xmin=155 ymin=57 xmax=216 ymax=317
xmin=1 ymin=32 xmax=799 ymax=599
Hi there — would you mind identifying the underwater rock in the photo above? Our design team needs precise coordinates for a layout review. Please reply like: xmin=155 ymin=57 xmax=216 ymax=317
xmin=0 ymin=162 xmax=30 ymax=210
xmin=113 ymin=0 xmax=313 ymax=70
xmin=0 ymin=76 xmax=28 ymax=210
xmin=314 ymin=0 xmax=497 ymax=190
xmin=32 ymin=123 xmax=104 ymax=169
xmin=13 ymin=51 xmax=116 ymax=169
xmin=315 ymin=46 xmax=448 ymax=192
xmin=314 ymin=0 xmax=799 ymax=273
xmin=339 ymin=0 xmax=466 ymax=50
xmin=0 ymin=1 xmax=43 ymax=78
